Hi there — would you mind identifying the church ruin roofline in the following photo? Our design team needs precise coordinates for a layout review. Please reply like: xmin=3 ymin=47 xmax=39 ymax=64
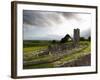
xmin=74 ymin=28 xmax=80 ymax=30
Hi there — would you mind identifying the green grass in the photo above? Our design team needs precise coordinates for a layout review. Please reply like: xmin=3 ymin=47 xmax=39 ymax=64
xmin=23 ymin=40 xmax=52 ymax=48
xmin=24 ymin=62 xmax=54 ymax=69
xmin=23 ymin=46 xmax=48 ymax=53
xmin=60 ymin=44 xmax=90 ymax=63
xmin=23 ymin=45 xmax=48 ymax=61
xmin=23 ymin=41 xmax=91 ymax=69
xmin=79 ymin=41 xmax=90 ymax=45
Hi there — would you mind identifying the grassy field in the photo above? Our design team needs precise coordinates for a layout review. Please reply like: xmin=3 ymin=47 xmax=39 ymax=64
xmin=24 ymin=46 xmax=48 ymax=53
xmin=23 ymin=40 xmax=91 ymax=69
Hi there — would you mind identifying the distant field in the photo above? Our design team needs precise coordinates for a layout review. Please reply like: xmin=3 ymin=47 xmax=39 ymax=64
xmin=23 ymin=40 xmax=51 ymax=61
xmin=23 ymin=40 xmax=91 ymax=69
xmin=23 ymin=40 xmax=52 ymax=48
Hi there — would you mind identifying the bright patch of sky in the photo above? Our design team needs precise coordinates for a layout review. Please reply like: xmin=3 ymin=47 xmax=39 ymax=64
xmin=23 ymin=10 xmax=91 ymax=40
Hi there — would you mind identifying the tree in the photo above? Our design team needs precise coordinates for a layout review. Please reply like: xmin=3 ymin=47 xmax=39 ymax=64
xmin=80 ymin=37 xmax=85 ymax=41
xmin=88 ymin=36 xmax=91 ymax=41
xmin=52 ymin=40 xmax=56 ymax=44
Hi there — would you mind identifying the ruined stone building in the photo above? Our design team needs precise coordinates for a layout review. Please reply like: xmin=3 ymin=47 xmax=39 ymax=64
xmin=73 ymin=28 xmax=80 ymax=46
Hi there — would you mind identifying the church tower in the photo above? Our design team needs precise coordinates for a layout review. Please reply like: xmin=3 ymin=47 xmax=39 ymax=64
xmin=73 ymin=28 xmax=80 ymax=46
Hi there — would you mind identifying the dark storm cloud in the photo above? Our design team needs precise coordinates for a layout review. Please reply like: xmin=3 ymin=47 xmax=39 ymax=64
xmin=23 ymin=10 xmax=83 ymax=27
xmin=61 ymin=12 xmax=82 ymax=21
xmin=23 ymin=10 xmax=62 ymax=27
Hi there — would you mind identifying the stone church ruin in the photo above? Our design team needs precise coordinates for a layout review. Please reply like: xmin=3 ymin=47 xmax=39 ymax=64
xmin=24 ymin=28 xmax=91 ymax=68
xmin=23 ymin=28 xmax=91 ymax=68
xmin=36 ymin=28 xmax=80 ymax=56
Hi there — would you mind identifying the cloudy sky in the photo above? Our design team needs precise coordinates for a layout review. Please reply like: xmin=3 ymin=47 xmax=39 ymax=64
xmin=23 ymin=10 xmax=91 ymax=40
